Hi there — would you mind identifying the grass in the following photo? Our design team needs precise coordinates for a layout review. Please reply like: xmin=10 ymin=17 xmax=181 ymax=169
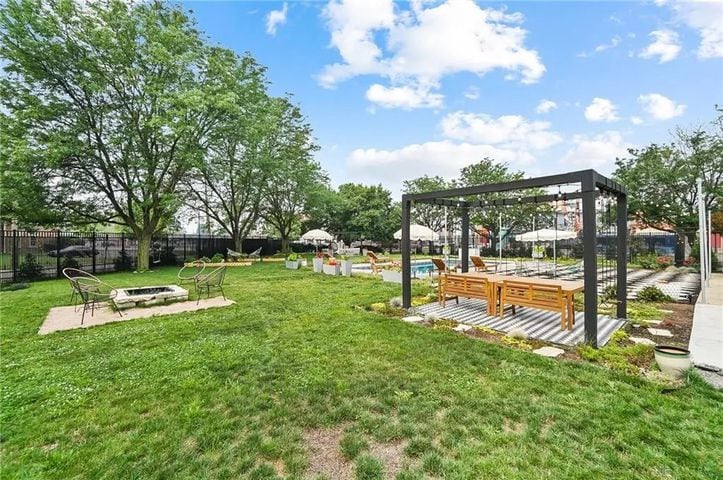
xmin=1 ymin=264 xmax=721 ymax=479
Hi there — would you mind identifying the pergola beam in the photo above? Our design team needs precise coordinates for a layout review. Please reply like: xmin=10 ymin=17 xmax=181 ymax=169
xmin=414 ymin=192 xmax=587 ymax=208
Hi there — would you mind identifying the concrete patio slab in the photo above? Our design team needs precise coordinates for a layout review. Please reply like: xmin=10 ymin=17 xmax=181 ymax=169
xmin=39 ymin=297 xmax=235 ymax=335
xmin=648 ymin=328 xmax=673 ymax=337
xmin=630 ymin=336 xmax=656 ymax=346
xmin=533 ymin=346 xmax=565 ymax=358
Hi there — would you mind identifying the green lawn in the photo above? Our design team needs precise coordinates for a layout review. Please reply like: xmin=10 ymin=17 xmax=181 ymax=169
xmin=1 ymin=265 xmax=721 ymax=479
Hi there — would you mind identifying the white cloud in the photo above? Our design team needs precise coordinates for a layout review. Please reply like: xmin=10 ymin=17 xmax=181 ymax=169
xmin=365 ymin=83 xmax=444 ymax=109
xmin=535 ymin=99 xmax=558 ymax=114
xmin=584 ymin=98 xmax=620 ymax=122
xmin=265 ymin=3 xmax=288 ymax=36
xmin=638 ymin=93 xmax=686 ymax=120
xmin=560 ymin=131 xmax=631 ymax=173
xmin=595 ymin=35 xmax=622 ymax=52
xmin=463 ymin=86 xmax=480 ymax=100
xmin=666 ymin=0 xmax=723 ymax=58
xmin=630 ymin=116 xmax=644 ymax=125
xmin=639 ymin=30 xmax=681 ymax=63
xmin=319 ymin=0 xmax=545 ymax=108
xmin=347 ymin=140 xmax=535 ymax=193
xmin=441 ymin=111 xmax=562 ymax=150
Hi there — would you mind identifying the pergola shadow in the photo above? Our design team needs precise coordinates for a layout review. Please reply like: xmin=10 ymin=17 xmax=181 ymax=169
xmin=401 ymin=169 xmax=627 ymax=348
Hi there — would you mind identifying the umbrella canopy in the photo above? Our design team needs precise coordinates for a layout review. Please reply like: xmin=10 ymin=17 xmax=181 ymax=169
xmin=514 ymin=229 xmax=577 ymax=242
xmin=394 ymin=225 xmax=439 ymax=242
xmin=300 ymin=229 xmax=334 ymax=242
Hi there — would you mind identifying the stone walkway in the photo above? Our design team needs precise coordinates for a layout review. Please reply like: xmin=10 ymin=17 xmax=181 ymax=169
xmin=39 ymin=297 xmax=235 ymax=335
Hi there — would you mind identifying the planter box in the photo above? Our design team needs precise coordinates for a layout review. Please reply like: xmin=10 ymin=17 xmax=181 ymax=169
xmin=323 ymin=264 xmax=340 ymax=275
xmin=312 ymin=257 xmax=324 ymax=273
xmin=381 ymin=270 xmax=403 ymax=283
xmin=285 ymin=260 xmax=300 ymax=270
xmin=340 ymin=260 xmax=353 ymax=277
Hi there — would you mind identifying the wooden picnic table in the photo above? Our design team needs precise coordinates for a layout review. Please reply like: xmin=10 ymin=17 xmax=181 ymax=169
xmin=461 ymin=272 xmax=584 ymax=330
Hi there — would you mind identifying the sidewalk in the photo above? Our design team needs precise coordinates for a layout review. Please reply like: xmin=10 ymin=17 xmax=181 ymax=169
xmin=689 ymin=274 xmax=723 ymax=385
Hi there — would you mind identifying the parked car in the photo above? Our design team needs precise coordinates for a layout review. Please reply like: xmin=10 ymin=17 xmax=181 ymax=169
xmin=47 ymin=245 xmax=98 ymax=258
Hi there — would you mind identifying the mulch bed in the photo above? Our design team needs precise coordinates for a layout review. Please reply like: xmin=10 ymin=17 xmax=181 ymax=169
xmin=627 ymin=302 xmax=694 ymax=348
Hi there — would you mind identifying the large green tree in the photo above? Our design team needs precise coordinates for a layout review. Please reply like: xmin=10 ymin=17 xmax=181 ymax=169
xmin=614 ymin=108 xmax=723 ymax=260
xmin=260 ymin=98 xmax=323 ymax=253
xmin=0 ymin=0 xmax=231 ymax=270
xmin=181 ymin=52 xmax=271 ymax=251
xmin=334 ymin=183 xmax=397 ymax=243
xmin=403 ymin=175 xmax=459 ymax=242
xmin=458 ymin=158 xmax=551 ymax=243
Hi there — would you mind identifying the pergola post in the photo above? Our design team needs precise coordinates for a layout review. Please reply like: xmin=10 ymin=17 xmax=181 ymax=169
xmin=460 ymin=206 xmax=469 ymax=273
xmin=616 ymin=193 xmax=628 ymax=319
xmin=581 ymin=175 xmax=598 ymax=347
xmin=401 ymin=197 xmax=412 ymax=308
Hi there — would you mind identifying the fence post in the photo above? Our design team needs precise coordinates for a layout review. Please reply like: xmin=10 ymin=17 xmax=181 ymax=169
xmin=166 ymin=235 xmax=170 ymax=265
xmin=12 ymin=230 xmax=17 ymax=283
xmin=56 ymin=230 xmax=61 ymax=278
xmin=91 ymin=231 xmax=96 ymax=274
xmin=183 ymin=234 xmax=187 ymax=262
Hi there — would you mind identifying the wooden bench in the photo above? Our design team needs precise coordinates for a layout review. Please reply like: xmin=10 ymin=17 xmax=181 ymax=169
xmin=499 ymin=280 xmax=569 ymax=330
xmin=439 ymin=273 xmax=492 ymax=312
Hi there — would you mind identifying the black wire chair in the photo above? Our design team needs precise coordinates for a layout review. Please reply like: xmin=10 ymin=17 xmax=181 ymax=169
xmin=63 ymin=268 xmax=122 ymax=324
xmin=62 ymin=268 xmax=100 ymax=311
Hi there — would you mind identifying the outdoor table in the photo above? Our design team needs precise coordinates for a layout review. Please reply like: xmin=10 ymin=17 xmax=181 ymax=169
xmin=461 ymin=272 xmax=584 ymax=329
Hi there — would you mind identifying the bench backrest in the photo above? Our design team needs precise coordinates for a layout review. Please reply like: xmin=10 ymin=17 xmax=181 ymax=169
xmin=502 ymin=281 xmax=563 ymax=309
xmin=442 ymin=274 xmax=489 ymax=299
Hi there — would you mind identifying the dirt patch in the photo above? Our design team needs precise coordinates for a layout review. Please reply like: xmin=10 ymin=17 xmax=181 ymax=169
xmin=368 ymin=440 xmax=408 ymax=480
xmin=502 ymin=418 xmax=525 ymax=434
xmin=303 ymin=426 xmax=412 ymax=480
xmin=303 ymin=426 xmax=350 ymax=480
xmin=628 ymin=302 xmax=694 ymax=347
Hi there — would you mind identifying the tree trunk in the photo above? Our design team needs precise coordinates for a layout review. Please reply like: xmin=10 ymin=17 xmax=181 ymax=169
xmin=137 ymin=234 xmax=151 ymax=271
xmin=281 ymin=236 xmax=289 ymax=254
xmin=233 ymin=232 xmax=243 ymax=252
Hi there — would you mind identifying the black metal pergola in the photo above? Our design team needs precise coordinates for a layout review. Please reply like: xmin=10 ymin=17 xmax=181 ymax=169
xmin=401 ymin=169 xmax=627 ymax=348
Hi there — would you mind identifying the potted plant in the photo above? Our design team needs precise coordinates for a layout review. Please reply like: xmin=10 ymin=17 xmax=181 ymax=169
xmin=323 ymin=257 xmax=340 ymax=275
xmin=340 ymin=255 xmax=353 ymax=277
xmin=285 ymin=252 xmax=300 ymax=270
xmin=532 ymin=245 xmax=545 ymax=259
xmin=381 ymin=264 xmax=403 ymax=283
xmin=654 ymin=345 xmax=691 ymax=378
xmin=312 ymin=252 xmax=324 ymax=273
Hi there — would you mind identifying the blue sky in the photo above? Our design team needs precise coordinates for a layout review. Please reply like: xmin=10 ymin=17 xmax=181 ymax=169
xmin=186 ymin=0 xmax=723 ymax=196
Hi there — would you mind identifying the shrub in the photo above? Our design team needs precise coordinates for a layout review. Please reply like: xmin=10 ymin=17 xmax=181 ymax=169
xmin=113 ymin=250 xmax=133 ymax=271
xmin=210 ymin=253 xmax=224 ymax=263
xmin=286 ymin=252 xmax=298 ymax=261
xmin=637 ymin=285 xmax=674 ymax=303
xmin=17 ymin=254 xmax=43 ymax=280
xmin=61 ymin=254 xmax=81 ymax=270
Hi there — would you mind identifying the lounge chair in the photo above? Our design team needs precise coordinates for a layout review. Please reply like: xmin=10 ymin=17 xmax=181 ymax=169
xmin=248 ymin=247 xmax=263 ymax=261
xmin=431 ymin=258 xmax=450 ymax=275
xmin=470 ymin=256 xmax=488 ymax=272
xmin=194 ymin=265 xmax=227 ymax=304
xmin=177 ymin=260 xmax=206 ymax=285
xmin=227 ymin=248 xmax=243 ymax=260
xmin=367 ymin=251 xmax=389 ymax=263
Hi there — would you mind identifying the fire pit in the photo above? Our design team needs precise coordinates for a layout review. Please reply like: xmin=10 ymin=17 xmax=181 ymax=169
xmin=113 ymin=285 xmax=188 ymax=310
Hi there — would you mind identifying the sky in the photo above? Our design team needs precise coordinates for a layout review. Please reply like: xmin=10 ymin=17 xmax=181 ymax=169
xmin=186 ymin=0 xmax=723 ymax=197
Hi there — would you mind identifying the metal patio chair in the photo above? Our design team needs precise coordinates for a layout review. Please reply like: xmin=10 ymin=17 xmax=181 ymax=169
xmin=62 ymin=268 xmax=100 ymax=311
xmin=177 ymin=260 xmax=206 ymax=285
xmin=194 ymin=265 xmax=227 ymax=304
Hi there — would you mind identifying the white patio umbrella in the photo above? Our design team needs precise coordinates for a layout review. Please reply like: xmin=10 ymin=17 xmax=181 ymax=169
xmin=300 ymin=229 xmax=334 ymax=252
xmin=300 ymin=229 xmax=334 ymax=242
xmin=515 ymin=229 xmax=577 ymax=276
xmin=393 ymin=225 xmax=439 ymax=242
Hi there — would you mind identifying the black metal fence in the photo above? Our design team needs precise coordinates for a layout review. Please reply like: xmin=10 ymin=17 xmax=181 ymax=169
xmin=0 ymin=229 xmax=299 ymax=284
